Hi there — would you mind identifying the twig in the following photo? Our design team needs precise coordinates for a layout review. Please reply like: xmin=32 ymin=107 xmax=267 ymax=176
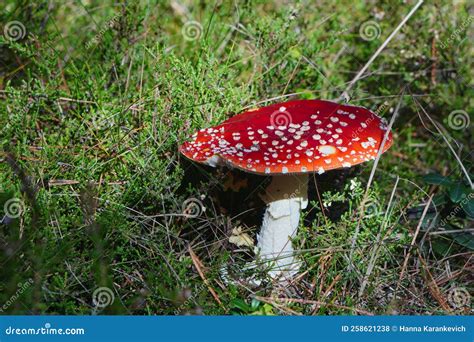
xmin=429 ymin=229 xmax=474 ymax=235
xmin=417 ymin=254 xmax=452 ymax=312
xmin=188 ymin=246 xmax=224 ymax=307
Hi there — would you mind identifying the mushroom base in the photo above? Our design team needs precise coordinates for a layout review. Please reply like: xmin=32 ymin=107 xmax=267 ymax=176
xmin=257 ymin=174 xmax=309 ymax=279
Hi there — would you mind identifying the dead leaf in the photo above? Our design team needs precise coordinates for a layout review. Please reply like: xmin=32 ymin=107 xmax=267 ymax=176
xmin=229 ymin=227 xmax=254 ymax=247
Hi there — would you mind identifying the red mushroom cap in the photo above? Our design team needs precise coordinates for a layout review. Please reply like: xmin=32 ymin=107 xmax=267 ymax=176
xmin=179 ymin=100 xmax=393 ymax=175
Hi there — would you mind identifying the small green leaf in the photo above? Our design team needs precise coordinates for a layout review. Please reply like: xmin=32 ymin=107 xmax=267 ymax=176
xmin=230 ymin=298 xmax=250 ymax=313
xmin=262 ymin=303 xmax=275 ymax=315
xmin=289 ymin=47 xmax=301 ymax=59
xmin=448 ymin=182 xmax=464 ymax=203
xmin=430 ymin=239 xmax=452 ymax=256
xmin=423 ymin=173 xmax=452 ymax=186
xmin=250 ymin=298 xmax=261 ymax=310
xmin=460 ymin=195 xmax=474 ymax=218
xmin=453 ymin=232 xmax=474 ymax=251
xmin=433 ymin=193 xmax=447 ymax=207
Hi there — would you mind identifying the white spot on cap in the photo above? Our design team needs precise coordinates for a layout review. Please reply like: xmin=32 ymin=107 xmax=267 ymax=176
xmin=342 ymin=162 xmax=351 ymax=168
xmin=318 ymin=145 xmax=336 ymax=155
xmin=282 ymin=167 xmax=288 ymax=174
xmin=317 ymin=167 xmax=325 ymax=174
xmin=312 ymin=134 xmax=321 ymax=140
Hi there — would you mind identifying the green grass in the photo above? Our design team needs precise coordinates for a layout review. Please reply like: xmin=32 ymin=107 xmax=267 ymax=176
xmin=0 ymin=0 xmax=472 ymax=315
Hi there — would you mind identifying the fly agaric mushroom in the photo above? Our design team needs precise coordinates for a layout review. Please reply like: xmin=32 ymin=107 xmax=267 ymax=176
xmin=180 ymin=100 xmax=392 ymax=279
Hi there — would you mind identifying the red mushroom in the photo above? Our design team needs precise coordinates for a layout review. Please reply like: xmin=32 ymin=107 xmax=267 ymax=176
xmin=180 ymin=99 xmax=393 ymax=279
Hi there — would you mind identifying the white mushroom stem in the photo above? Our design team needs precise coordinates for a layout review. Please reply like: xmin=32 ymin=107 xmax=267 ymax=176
xmin=257 ymin=174 xmax=308 ymax=279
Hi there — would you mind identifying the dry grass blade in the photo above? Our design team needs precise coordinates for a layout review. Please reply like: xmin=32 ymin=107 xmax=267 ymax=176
xmin=358 ymin=176 xmax=400 ymax=298
xmin=339 ymin=0 xmax=424 ymax=101
xmin=348 ymin=93 xmax=404 ymax=270
xmin=418 ymin=254 xmax=452 ymax=312
xmin=413 ymin=97 xmax=473 ymax=189
xmin=396 ymin=194 xmax=434 ymax=292
xmin=188 ymin=245 xmax=224 ymax=307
